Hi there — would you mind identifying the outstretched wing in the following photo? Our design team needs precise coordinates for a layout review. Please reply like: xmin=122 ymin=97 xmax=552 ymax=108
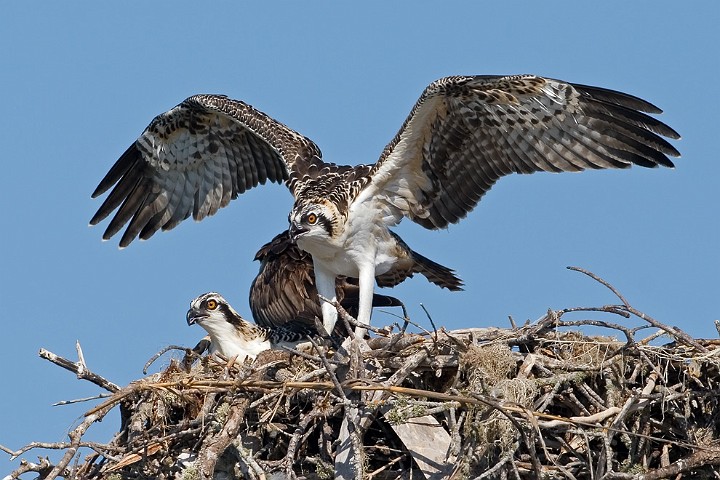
xmin=90 ymin=94 xmax=322 ymax=247
xmin=363 ymin=75 xmax=681 ymax=229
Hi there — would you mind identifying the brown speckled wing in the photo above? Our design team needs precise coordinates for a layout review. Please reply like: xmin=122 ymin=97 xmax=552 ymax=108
xmin=370 ymin=75 xmax=680 ymax=229
xmin=90 ymin=94 xmax=321 ymax=247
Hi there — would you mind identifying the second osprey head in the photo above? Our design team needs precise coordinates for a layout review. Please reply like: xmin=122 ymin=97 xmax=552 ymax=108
xmin=186 ymin=292 xmax=272 ymax=361
xmin=187 ymin=292 xmax=314 ymax=362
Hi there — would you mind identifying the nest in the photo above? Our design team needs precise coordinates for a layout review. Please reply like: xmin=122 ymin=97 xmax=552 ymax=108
xmin=4 ymin=268 xmax=720 ymax=480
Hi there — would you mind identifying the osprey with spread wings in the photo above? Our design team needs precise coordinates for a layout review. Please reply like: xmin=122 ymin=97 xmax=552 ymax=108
xmin=90 ymin=74 xmax=680 ymax=335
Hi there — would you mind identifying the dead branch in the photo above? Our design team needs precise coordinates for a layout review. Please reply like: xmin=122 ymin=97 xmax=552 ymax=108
xmin=38 ymin=345 xmax=119 ymax=393
xmin=1 ymin=457 xmax=53 ymax=480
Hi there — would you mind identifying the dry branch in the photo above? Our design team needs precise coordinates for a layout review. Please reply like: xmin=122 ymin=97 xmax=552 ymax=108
xmin=38 ymin=343 xmax=119 ymax=393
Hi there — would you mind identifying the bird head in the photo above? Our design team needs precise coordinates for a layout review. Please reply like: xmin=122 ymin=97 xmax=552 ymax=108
xmin=289 ymin=199 xmax=339 ymax=244
xmin=186 ymin=292 xmax=247 ymax=335
xmin=186 ymin=292 xmax=269 ymax=361
xmin=187 ymin=292 xmax=226 ymax=325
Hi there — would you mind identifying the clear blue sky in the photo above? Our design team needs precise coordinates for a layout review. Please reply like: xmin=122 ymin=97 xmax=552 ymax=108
xmin=1 ymin=2 xmax=718 ymax=474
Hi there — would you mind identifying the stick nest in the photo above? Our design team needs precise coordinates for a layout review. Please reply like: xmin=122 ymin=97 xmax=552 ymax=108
xmin=4 ymin=268 xmax=720 ymax=480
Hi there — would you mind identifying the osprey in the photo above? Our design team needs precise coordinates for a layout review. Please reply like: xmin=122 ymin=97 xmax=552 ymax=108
xmin=250 ymin=229 xmax=463 ymax=334
xmin=186 ymin=292 xmax=311 ymax=361
xmin=91 ymin=75 xmax=680 ymax=335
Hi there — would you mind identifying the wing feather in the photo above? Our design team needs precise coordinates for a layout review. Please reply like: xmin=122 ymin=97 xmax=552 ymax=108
xmin=365 ymin=75 xmax=680 ymax=230
xmin=104 ymin=179 xmax=151 ymax=241
xmin=90 ymin=94 xmax=321 ymax=247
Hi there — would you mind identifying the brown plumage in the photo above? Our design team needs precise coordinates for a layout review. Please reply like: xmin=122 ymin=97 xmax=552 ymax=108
xmin=249 ymin=230 xmax=462 ymax=334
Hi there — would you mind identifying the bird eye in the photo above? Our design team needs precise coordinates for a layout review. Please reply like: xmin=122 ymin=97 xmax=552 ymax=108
xmin=206 ymin=299 xmax=218 ymax=310
xmin=306 ymin=213 xmax=317 ymax=225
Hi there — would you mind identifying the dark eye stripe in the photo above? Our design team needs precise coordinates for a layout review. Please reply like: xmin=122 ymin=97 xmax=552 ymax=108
xmin=218 ymin=302 xmax=242 ymax=326
xmin=319 ymin=216 xmax=333 ymax=235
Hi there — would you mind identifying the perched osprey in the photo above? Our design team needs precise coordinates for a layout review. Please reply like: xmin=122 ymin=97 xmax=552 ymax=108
xmin=91 ymin=75 xmax=680 ymax=335
xmin=186 ymin=292 xmax=311 ymax=361
xmin=250 ymin=229 xmax=463 ymax=334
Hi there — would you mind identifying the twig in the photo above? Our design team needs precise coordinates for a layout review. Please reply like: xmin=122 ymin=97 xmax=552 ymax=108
xmin=567 ymin=266 xmax=631 ymax=306
xmin=307 ymin=336 xmax=346 ymax=400
xmin=283 ymin=408 xmax=322 ymax=474
xmin=1 ymin=441 xmax=122 ymax=461
xmin=419 ymin=303 xmax=438 ymax=334
xmin=75 ymin=341 xmax=87 ymax=376
xmin=38 ymin=348 xmax=119 ymax=393
xmin=366 ymin=452 xmax=407 ymax=478
xmin=476 ymin=441 xmax=520 ymax=479
xmin=568 ymin=266 xmax=708 ymax=353
xmin=318 ymin=295 xmax=392 ymax=336
xmin=143 ymin=344 xmax=197 ymax=374
xmin=639 ymin=448 xmax=720 ymax=480
xmin=419 ymin=303 xmax=442 ymax=352
xmin=53 ymin=393 xmax=113 ymax=406
xmin=235 ymin=440 xmax=267 ymax=480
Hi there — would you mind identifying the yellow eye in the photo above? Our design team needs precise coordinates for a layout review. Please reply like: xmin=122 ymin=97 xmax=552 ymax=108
xmin=306 ymin=213 xmax=318 ymax=225
xmin=206 ymin=299 xmax=218 ymax=310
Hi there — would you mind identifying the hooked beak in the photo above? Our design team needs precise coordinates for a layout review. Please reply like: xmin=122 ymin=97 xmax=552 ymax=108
xmin=186 ymin=309 xmax=205 ymax=326
xmin=289 ymin=222 xmax=309 ymax=242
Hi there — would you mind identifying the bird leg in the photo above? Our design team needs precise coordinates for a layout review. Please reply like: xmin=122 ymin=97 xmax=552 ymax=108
xmin=354 ymin=264 xmax=376 ymax=338
xmin=313 ymin=261 xmax=340 ymax=336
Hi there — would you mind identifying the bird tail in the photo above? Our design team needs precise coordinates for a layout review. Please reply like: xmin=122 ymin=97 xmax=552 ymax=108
xmin=341 ymin=281 xmax=405 ymax=309
xmin=372 ymin=292 xmax=405 ymax=308
xmin=410 ymin=250 xmax=464 ymax=291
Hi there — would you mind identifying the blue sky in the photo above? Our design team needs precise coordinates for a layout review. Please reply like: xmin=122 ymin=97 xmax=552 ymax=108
xmin=1 ymin=2 xmax=718 ymax=475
